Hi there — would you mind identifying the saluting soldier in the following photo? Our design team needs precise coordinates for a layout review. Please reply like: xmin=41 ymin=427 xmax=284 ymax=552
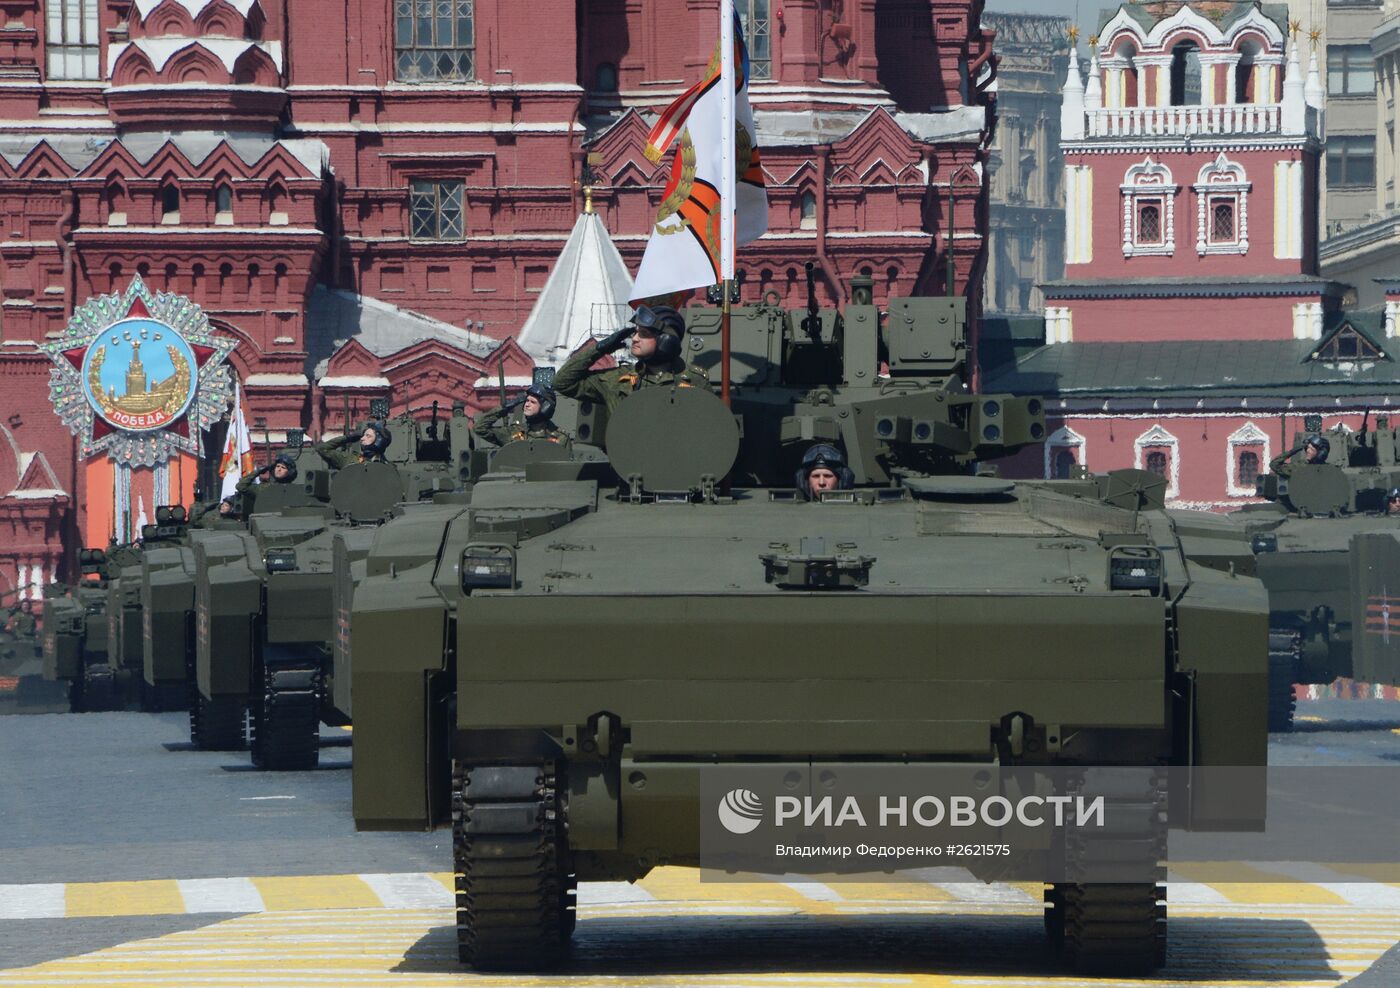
xmin=316 ymin=420 xmax=392 ymax=469
xmin=473 ymin=384 xmax=566 ymax=446
xmin=1269 ymin=434 xmax=1330 ymax=479
xmin=552 ymin=304 xmax=708 ymax=413
xmin=235 ymin=453 xmax=299 ymax=496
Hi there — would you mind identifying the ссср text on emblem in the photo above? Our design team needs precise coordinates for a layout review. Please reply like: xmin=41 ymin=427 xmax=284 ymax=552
xmin=42 ymin=277 xmax=236 ymax=467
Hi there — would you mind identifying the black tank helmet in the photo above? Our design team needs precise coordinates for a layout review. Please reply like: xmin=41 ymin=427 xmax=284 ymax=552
xmin=631 ymin=304 xmax=687 ymax=361
xmin=796 ymin=443 xmax=855 ymax=499
xmin=1306 ymin=435 xmax=1330 ymax=463
xmin=363 ymin=419 xmax=392 ymax=458
xmin=272 ymin=453 xmax=298 ymax=483
xmin=524 ymin=383 xmax=557 ymax=423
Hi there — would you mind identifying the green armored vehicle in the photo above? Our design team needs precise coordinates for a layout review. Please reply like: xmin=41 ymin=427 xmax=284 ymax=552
xmin=346 ymin=278 xmax=1269 ymax=976
xmin=193 ymin=406 xmax=475 ymax=768
xmin=1243 ymin=417 xmax=1400 ymax=730
xmin=40 ymin=550 xmax=117 ymax=711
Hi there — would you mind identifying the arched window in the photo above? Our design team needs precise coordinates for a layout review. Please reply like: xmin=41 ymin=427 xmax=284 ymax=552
xmin=160 ymin=184 xmax=181 ymax=224
xmin=268 ymin=185 xmax=289 ymax=226
xmin=106 ymin=183 xmax=127 ymax=227
xmin=799 ymin=190 xmax=817 ymax=230
xmin=594 ymin=62 xmax=618 ymax=92
xmin=1121 ymin=158 xmax=1178 ymax=257
xmin=1237 ymin=450 xmax=1260 ymax=488
xmin=1053 ymin=449 xmax=1077 ymax=480
xmin=215 ymin=184 xmax=233 ymax=223
xmin=1169 ymin=40 xmax=1202 ymax=106
xmin=1194 ymin=153 xmax=1250 ymax=255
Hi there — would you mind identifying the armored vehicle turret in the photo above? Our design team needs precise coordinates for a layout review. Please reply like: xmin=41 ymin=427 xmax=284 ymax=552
xmin=192 ymin=405 xmax=476 ymax=767
xmin=344 ymin=281 xmax=1269 ymax=977
xmin=1242 ymin=417 xmax=1400 ymax=730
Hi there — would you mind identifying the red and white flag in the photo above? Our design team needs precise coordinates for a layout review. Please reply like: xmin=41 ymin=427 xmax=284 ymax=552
xmin=219 ymin=379 xmax=254 ymax=500
xmin=629 ymin=10 xmax=768 ymax=302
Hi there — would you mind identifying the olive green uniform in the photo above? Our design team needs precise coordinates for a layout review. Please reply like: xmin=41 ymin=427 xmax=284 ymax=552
xmin=315 ymin=435 xmax=383 ymax=470
xmin=472 ymin=406 xmax=566 ymax=447
xmin=1269 ymin=444 xmax=1309 ymax=480
xmin=6 ymin=609 xmax=35 ymax=638
xmin=552 ymin=347 xmax=709 ymax=414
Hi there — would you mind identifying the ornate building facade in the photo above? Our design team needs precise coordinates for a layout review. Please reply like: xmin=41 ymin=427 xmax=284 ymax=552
xmin=982 ymin=11 xmax=1070 ymax=315
xmin=987 ymin=1 xmax=1399 ymax=510
xmin=0 ymin=0 xmax=997 ymax=593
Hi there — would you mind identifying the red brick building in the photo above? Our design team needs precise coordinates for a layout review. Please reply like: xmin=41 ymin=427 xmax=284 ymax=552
xmin=986 ymin=1 xmax=1400 ymax=510
xmin=0 ymin=0 xmax=997 ymax=592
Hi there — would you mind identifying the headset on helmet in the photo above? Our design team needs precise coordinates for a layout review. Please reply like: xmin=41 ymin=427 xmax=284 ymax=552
xmin=796 ymin=443 xmax=855 ymax=498
xmin=272 ymin=454 xmax=299 ymax=484
xmin=632 ymin=304 xmax=687 ymax=362
xmin=525 ymin=384 xmax=557 ymax=423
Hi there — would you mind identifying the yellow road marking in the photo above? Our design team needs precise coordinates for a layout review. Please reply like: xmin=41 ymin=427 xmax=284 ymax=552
xmin=1298 ymin=715 xmax=1326 ymax=722
xmin=249 ymin=875 xmax=382 ymax=911
xmin=1168 ymin=864 xmax=1349 ymax=904
xmin=63 ymin=880 xmax=184 ymax=918
xmin=639 ymin=868 xmax=831 ymax=911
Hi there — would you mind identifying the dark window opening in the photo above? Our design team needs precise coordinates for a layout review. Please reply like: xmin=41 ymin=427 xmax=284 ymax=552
xmin=410 ymin=179 xmax=465 ymax=240
xmin=1211 ymin=200 xmax=1236 ymax=242
xmin=1169 ymin=41 xmax=1202 ymax=106
xmin=595 ymin=62 xmax=618 ymax=92
xmin=215 ymin=185 xmax=233 ymax=214
xmin=1237 ymin=450 xmax=1260 ymax=488
xmin=1327 ymin=136 xmax=1376 ymax=188
xmin=1052 ymin=449 xmax=1076 ymax=480
xmin=1137 ymin=201 xmax=1162 ymax=244
xmin=161 ymin=185 xmax=180 ymax=220
xmin=1328 ymin=45 xmax=1375 ymax=97
xmin=1145 ymin=450 xmax=1169 ymax=478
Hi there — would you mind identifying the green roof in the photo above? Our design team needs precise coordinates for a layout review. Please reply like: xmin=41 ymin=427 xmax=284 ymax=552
xmin=984 ymin=331 xmax=1399 ymax=400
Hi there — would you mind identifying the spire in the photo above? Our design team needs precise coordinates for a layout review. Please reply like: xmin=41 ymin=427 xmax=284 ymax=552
xmin=1085 ymin=45 xmax=1103 ymax=111
xmin=1304 ymin=46 xmax=1325 ymax=110
xmin=1061 ymin=32 xmax=1086 ymax=141
xmin=516 ymin=208 xmax=635 ymax=368
xmin=1281 ymin=30 xmax=1306 ymax=135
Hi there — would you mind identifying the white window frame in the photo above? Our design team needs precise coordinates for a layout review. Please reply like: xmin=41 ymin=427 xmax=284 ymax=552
xmin=46 ymin=0 xmax=101 ymax=81
xmin=1194 ymin=152 xmax=1250 ymax=255
xmin=1225 ymin=421 xmax=1270 ymax=498
xmin=1121 ymin=158 xmax=1178 ymax=257
xmin=1043 ymin=424 xmax=1087 ymax=479
xmin=1134 ymin=423 xmax=1180 ymax=499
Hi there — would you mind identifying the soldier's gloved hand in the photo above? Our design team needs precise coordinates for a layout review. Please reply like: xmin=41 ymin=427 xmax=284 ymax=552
xmin=595 ymin=327 xmax=633 ymax=354
xmin=503 ymin=394 xmax=527 ymax=411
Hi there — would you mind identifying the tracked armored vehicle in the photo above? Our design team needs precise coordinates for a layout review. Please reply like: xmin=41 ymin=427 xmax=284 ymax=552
xmin=193 ymin=406 xmax=475 ymax=767
xmin=1243 ymin=418 xmax=1400 ymax=730
xmin=40 ymin=550 xmax=116 ymax=711
xmin=346 ymin=279 xmax=1269 ymax=976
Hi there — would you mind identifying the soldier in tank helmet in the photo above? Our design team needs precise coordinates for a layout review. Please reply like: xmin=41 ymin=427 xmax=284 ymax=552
xmin=1386 ymin=488 xmax=1400 ymax=516
xmin=1269 ymin=434 xmax=1330 ymax=479
xmin=4 ymin=598 xmax=36 ymax=638
xmin=473 ymin=384 xmax=566 ymax=446
xmin=316 ymin=420 xmax=392 ymax=469
xmin=552 ymin=304 xmax=709 ymax=413
xmin=796 ymin=443 xmax=855 ymax=500
xmin=235 ymin=453 xmax=299 ymax=495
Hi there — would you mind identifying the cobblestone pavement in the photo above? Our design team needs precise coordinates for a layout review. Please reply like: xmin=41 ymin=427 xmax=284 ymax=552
xmin=1 ymin=700 xmax=1398 ymax=986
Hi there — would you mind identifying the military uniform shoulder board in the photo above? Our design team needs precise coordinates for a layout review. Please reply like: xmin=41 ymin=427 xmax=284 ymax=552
xmin=616 ymin=373 xmax=637 ymax=386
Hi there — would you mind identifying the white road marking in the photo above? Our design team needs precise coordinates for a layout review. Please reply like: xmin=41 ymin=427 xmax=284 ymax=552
xmin=1164 ymin=877 xmax=1232 ymax=905
xmin=0 ymin=883 xmax=65 ymax=919
xmin=176 ymin=878 xmax=266 ymax=914
xmin=356 ymin=873 xmax=453 ymax=909
xmin=780 ymin=881 xmax=844 ymax=902
xmin=1247 ymin=862 xmax=1400 ymax=908
xmin=575 ymin=881 xmax=658 ymax=905
xmin=238 ymin=796 xmax=295 ymax=801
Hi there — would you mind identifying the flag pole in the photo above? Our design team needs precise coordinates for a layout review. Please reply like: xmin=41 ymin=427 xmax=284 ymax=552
xmin=719 ymin=0 xmax=736 ymax=408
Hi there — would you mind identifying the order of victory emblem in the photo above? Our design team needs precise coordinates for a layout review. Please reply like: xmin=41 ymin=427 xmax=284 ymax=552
xmin=41 ymin=277 xmax=236 ymax=466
